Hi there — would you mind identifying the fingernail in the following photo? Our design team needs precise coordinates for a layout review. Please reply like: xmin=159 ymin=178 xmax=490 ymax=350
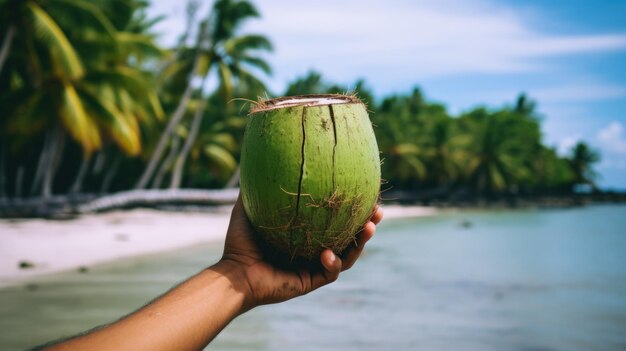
xmin=328 ymin=251 xmax=336 ymax=263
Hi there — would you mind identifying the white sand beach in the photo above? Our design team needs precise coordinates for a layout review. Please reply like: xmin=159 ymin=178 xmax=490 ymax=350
xmin=0 ymin=204 xmax=435 ymax=286
xmin=381 ymin=204 xmax=439 ymax=219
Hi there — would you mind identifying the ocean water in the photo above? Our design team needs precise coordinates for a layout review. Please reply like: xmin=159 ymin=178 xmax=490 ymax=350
xmin=1 ymin=205 xmax=625 ymax=350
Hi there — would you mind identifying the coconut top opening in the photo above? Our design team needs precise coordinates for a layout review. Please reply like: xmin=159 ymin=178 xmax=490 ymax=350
xmin=250 ymin=94 xmax=362 ymax=113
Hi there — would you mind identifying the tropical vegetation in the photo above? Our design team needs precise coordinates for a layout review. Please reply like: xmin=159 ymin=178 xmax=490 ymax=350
xmin=0 ymin=0 xmax=602 ymax=204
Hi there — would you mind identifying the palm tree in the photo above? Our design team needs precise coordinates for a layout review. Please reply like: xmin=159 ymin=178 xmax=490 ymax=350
xmin=0 ymin=0 xmax=163 ymax=197
xmin=423 ymin=113 xmax=464 ymax=187
xmin=134 ymin=0 xmax=271 ymax=189
xmin=284 ymin=70 xmax=325 ymax=95
xmin=196 ymin=110 xmax=243 ymax=187
xmin=133 ymin=18 xmax=209 ymax=190
xmin=514 ymin=93 xmax=536 ymax=116
xmin=457 ymin=94 xmax=545 ymax=196
xmin=2 ymin=0 xmax=99 ymax=197
xmin=531 ymin=146 xmax=573 ymax=193
xmin=168 ymin=0 xmax=272 ymax=189
xmin=459 ymin=109 xmax=521 ymax=194
xmin=68 ymin=4 xmax=165 ymax=194
xmin=568 ymin=142 xmax=600 ymax=188
xmin=373 ymin=89 xmax=430 ymax=189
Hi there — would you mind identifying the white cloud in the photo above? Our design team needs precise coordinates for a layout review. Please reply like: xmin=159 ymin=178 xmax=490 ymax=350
xmin=149 ymin=0 xmax=626 ymax=94
xmin=532 ymin=83 xmax=626 ymax=102
xmin=440 ymin=81 xmax=626 ymax=115
xmin=557 ymin=135 xmax=581 ymax=155
xmin=243 ymin=0 xmax=626 ymax=91
xmin=597 ymin=121 xmax=626 ymax=155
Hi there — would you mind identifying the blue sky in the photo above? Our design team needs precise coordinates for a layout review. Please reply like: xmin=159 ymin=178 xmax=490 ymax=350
xmin=148 ymin=0 xmax=626 ymax=189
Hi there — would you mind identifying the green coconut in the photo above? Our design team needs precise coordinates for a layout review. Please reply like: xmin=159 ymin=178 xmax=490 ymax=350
xmin=240 ymin=94 xmax=381 ymax=261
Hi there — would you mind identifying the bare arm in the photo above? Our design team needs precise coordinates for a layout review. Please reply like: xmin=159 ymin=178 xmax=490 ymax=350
xmin=42 ymin=195 xmax=383 ymax=351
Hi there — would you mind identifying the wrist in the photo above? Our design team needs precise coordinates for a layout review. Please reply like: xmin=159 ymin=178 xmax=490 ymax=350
xmin=209 ymin=259 xmax=256 ymax=313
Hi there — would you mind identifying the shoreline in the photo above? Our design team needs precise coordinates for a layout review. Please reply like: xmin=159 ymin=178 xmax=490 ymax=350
xmin=0 ymin=207 xmax=233 ymax=287
xmin=0 ymin=204 xmax=436 ymax=287
xmin=2 ymin=189 xmax=626 ymax=220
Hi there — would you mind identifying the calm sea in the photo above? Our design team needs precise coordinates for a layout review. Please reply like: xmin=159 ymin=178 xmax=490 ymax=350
xmin=1 ymin=204 xmax=625 ymax=350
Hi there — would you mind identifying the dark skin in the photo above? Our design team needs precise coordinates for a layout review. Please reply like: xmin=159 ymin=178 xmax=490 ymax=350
xmin=42 ymin=195 xmax=383 ymax=350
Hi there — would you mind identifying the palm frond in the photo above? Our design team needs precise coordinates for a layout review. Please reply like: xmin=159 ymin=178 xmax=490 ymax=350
xmin=204 ymin=143 xmax=237 ymax=173
xmin=61 ymin=82 xmax=101 ymax=153
xmin=47 ymin=0 xmax=117 ymax=39
xmin=489 ymin=163 xmax=506 ymax=191
xmin=218 ymin=62 xmax=234 ymax=99
xmin=232 ymin=66 xmax=268 ymax=94
xmin=97 ymin=0 xmax=136 ymax=30
xmin=79 ymin=85 xmax=141 ymax=155
xmin=196 ymin=51 xmax=213 ymax=77
xmin=117 ymin=32 xmax=163 ymax=59
xmin=27 ymin=1 xmax=84 ymax=78
xmin=5 ymin=90 xmax=49 ymax=136
xmin=238 ymin=55 xmax=272 ymax=75
xmin=392 ymin=143 xmax=422 ymax=156
xmin=211 ymin=0 xmax=260 ymax=42
xmin=90 ymin=66 xmax=164 ymax=119
xmin=211 ymin=133 xmax=237 ymax=151
xmin=404 ymin=156 xmax=427 ymax=179
xmin=224 ymin=34 xmax=273 ymax=54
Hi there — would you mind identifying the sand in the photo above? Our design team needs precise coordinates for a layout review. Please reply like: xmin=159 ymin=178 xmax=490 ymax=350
xmin=0 ymin=204 xmax=435 ymax=287
xmin=381 ymin=204 xmax=439 ymax=219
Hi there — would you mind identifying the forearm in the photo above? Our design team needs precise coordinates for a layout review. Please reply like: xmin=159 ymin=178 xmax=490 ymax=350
xmin=44 ymin=262 xmax=248 ymax=351
xmin=36 ymin=197 xmax=380 ymax=351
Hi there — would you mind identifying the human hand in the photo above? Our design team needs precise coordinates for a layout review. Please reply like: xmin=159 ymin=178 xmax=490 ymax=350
xmin=214 ymin=193 xmax=383 ymax=312
xmin=39 ymin=194 xmax=382 ymax=351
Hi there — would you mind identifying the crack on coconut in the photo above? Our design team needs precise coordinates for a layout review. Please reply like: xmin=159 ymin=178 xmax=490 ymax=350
xmin=328 ymin=105 xmax=338 ymax=232
xmin=288 ymin=106 xmax=307 ymax=255
xmin=329 ymin=105 xmax=338 ymax=191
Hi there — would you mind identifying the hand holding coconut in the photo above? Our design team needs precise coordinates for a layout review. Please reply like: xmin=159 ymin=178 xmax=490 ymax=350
xmin=39 ymin=94 xmax=383 ymax=351
xmin=218 ymin=194 xmax=383 ymax=309
xmin=41 ymin=196 xmax=382 ymax=351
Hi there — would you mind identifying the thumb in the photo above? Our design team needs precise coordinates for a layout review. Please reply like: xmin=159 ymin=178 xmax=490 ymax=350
xmin=229 ymin=193 xmax=252 ymax=230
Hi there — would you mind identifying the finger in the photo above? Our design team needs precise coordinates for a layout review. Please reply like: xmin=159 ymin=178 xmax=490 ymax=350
xmin=228 ymin=193 xmax=252 ymax=231
xmin=341 ymin=221 xmax=376 ymax=271
xmin=309 ymin=250 xmax=342 ymax=291
xmin=371 ymin=206 xmax=383 ymax=225
xmin=223 ymin=193 xmax=259 ymax=260
xmin=231 ymin=193 xmax=247 ymax=221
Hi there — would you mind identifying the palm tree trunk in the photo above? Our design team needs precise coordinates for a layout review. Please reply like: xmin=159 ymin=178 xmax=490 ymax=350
xmin=0 ymin=142 xmax=6 ymax=198
xmin=225 ymin=166 xmax=240 ymax=188
xmin=134 ymin=74 xmax=194 ymax=189
xmin=30 ymin=130 xmax=52 ymax=195
xmin=134 ymin=21 xmax=209 ymax=190
xmin=70 ymin=155 xmax=90 ymax=194
xmin=169 ymin=97 xmax=206 ymax=189
xmin=42 ymin=127 xmax=65 ymax=199
xmin=100 ymin=156 xmax=121 ymax=194
xmin=15 ymin=165 xmax=24 ymax=198
xmin=92 ymin=150 xmax=106 ymax=175
xmin=0 ymin=25 xmax=16 ymax=75
xmin=152 ymin=136 xmax=180 ymax=189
